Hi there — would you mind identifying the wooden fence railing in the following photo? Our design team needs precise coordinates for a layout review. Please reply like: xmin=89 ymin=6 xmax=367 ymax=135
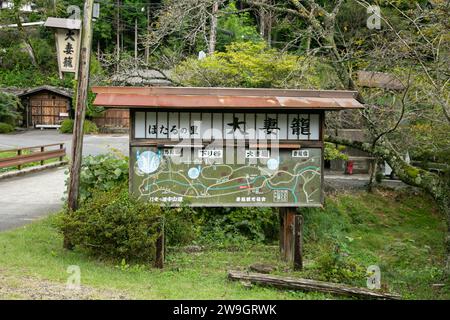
xmin=0 ymin=143 xmax=66 ymax=171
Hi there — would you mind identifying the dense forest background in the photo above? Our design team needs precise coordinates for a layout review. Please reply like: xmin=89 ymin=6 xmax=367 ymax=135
xmin=0 ymin=0 xmax=449 ymax=271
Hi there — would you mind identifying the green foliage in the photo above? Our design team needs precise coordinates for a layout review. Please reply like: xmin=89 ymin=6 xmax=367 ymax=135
xmin=0 ymin=92 xmax=21 ymax=126
xmin=64 ymin=152 xmax=129 ymax=203
xmin=313 ymin=244 xmax=366 ymax=284
xmin=298 ymin=189 xmax=448 ymax=290
xmin=324 ymin=142 xmax=348 ymax=161
xmin=216 ymin=1 xmax=261 ymax=51
xmin=0 ymin=122 xmax=14 ymax=133
xmin=192 ymin=206 xmax=279 ymax=247
xmin=173 ymin=41 xmax=341 ymax=89
xmin=59 ymin=119 xmax=99 ymax=134
xmin=163 ymin=204 xmax=199 ymax=247
xmin=55 ymin=186 xmax=163 ymax=263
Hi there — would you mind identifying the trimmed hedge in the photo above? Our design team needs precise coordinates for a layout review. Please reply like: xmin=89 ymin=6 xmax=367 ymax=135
xmin=60 ymin=119 xmax=98 ymax=134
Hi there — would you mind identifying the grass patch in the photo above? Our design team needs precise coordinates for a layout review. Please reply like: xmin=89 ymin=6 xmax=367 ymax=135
xmin=0 ymin=189 xmax=448 ymax=299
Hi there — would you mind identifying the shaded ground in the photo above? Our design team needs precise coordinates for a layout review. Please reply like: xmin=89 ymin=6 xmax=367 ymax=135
xmin=0 ymin=269 xmax=129 ymax=300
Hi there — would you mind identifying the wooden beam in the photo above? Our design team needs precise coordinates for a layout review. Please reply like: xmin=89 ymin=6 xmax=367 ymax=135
xmin=228 ymin=271 xmax=401 ymax=300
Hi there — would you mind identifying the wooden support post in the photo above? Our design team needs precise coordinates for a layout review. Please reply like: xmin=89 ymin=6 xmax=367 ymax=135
xmin=154 ymin=217 xmax=165 ymax=269
xmin=279 ymin=207 xmax=295 ymax=261
xmin=66 ymin=0 xmax=95 ymax=250
xmin=279 ymin=207 xmax=304 ymax=270
xmin=17 ymin=149 xmax=22 ymax=170
xmin=59 ymin=143 xmax=64 ymax=162
xmin=293 ymin=214 xmax=304 ymax=271
xmin=40 ymin=146 xmax=44 ymax=165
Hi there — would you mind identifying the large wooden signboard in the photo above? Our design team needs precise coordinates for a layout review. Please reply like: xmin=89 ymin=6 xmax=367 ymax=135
xmin=92 ymin=86 xmax=363 ymax=267
xmin=130 ymin=110 xmax=324 ymax=207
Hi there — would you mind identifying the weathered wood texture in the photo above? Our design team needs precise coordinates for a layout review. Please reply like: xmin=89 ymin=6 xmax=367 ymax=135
xmin=67 ymin=0 xmax=95 ymax=213
xmin=0 ymin=143 xmax=65 ymax=170
xmin=279 ymin=208 xmax=295 ymax=261
xmin=29 ymin=92 xmax=70 ymax=126
xmin=92 ymin=108 xmax=129 ymax=129
xmin=228 ymin=271 xmax=401 ymax=300
xmin=279 ymin=209 xmax=304 ymax=270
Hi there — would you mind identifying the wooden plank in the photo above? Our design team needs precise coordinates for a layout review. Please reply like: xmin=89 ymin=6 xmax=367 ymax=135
xmin=228 ymin=271 xmax=401 ymax=300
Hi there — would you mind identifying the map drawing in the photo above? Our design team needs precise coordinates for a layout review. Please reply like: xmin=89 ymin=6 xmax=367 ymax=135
xmin=130 ymin=147 xmax=322 ymax=207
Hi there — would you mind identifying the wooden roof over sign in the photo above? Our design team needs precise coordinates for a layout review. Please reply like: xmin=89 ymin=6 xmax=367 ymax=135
xmin=44 ymin=17 xmax=81 ymax=30
xmin=92 ymin=86 xmax=364 ymax=111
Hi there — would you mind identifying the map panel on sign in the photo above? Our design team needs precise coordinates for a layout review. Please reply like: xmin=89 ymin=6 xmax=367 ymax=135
xmin=130 ymin=147 xmax=322 ymax=207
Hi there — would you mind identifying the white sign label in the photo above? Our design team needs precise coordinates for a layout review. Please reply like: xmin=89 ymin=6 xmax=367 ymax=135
xmin=292 ymin=150 xmax=310 ymax=158
xmin=245 ymin=150 xmax=270 ymax=159
xmin=56 ymin=28 xmax=80 ymax=73
xmin=135 ymin=112 xmax=320 ymax=141
xmin=198 ymin=149 xmax=223 ymax=159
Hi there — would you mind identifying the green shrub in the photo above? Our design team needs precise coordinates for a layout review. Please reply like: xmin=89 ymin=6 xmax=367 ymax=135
xmin=59 ymin=119 xmax=99 ymax=134
xmin=313 ymin=244 xmax=366 ymax=285
xmin=84 ymin=119 xmax=99 ymax=133
xmin=0 ymin=122 xmax=14 ymax=133
xmin=56 ymin=186 xmax=163 ymax=263
xmin=163 ymin=204 xmax=199 ymax=246
xmin=65 ymin=152 xmax=129 ymax=202
xmin=195 ymin=206 xmax=279 ymax=245
xmin=0 ymin=92 xmax=21 ymax=126
xmin=59 ymin=119 xmax=73 ymax=133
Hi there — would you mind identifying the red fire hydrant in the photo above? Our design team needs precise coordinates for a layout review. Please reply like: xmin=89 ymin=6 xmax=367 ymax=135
xmin=345 ymin=160 xmax=354 ymax=175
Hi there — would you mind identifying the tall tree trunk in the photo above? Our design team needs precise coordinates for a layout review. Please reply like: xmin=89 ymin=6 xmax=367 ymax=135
xmin=208 ymin=1 xmax=219 ymax=55
xmin=116 ymin=0 xmax=120 ymax=72
xmin=267 ymin=5 xmax=272 ymax=47
xmin=259 ymin=0 xmax=266 ymax=39
xmin=134 ymin=17 xmax=138 ymax=65
xmin=15 ymin=12 xmax=38 ymax=67
xmin=327 ymin=135 xmax=450 ymax=275
xmin=145 ymin=5 xmax=150 ymax=63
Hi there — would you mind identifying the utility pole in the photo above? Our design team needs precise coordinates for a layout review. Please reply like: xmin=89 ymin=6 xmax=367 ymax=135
xmin=65 ymin=0 xmax=95 ymax=249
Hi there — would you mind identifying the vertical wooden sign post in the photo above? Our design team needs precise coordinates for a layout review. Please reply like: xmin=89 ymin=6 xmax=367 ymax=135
xmin=65 ymin=0 xmax=95 ymax=249
xmin=91 ymin=87 xmax=364 ymax=269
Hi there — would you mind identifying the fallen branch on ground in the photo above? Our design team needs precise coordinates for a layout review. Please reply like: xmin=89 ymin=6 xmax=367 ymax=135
xmin=228 ymin=270 xmax=401 ymax=300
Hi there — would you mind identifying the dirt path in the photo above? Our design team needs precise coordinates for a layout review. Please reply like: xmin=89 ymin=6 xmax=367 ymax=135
xmin=0 ymin=271 xmax=130 ymax=300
